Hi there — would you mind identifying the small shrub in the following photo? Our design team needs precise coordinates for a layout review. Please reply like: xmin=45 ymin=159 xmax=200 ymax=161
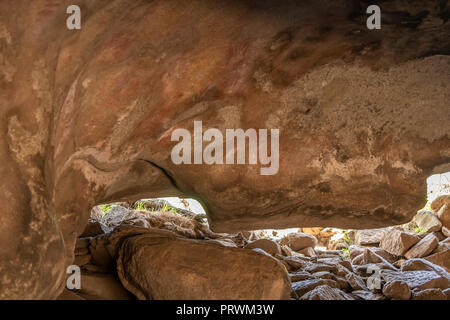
xmin=414 ymin=226 xmax=428 ymax=234
xmin=135 ymin=202 xmax=146 ymax=211
xmin=342 ymin=230 xmax=353 ymax=245
xmin=99 ymin=204 xmax=111 ymax=216
xmin=340 ymin=248 xmax=350 ymax=260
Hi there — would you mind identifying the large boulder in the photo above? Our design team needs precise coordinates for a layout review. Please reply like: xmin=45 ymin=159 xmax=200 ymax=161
xmin=430 ymin=195 xmax=450 ymax=212
xmin=244 ymin=239 xmax=282 ymax=256
xmin=281 ymin=233 xmax=318 ymax=252
xmin=424 ymin=250 xmax=450 ymax=272
xmin=292 ymin=279 xmax=339 ymax=298
xmin=379 ymin=230 xmax=420 ymax=256
xmin=411 ymin=288 xmax=447 ymax=300
xmin=0 ymin=0 xmax=449 ymax=299
xmin=355 ymin=229 xmax=387 ymax=246
xmin=413 ymin=210 xmax=442 ymax=232
xmin=437 ymin=204 xmax=450 ymax=229
xmin=380 ymin=270 xmax=450 ymax=291
xmin=382 ymin=280 xmax=411 ymax=300
xmin=401 ymin=258 xmax=450 ymax=279
xmin=299 ymin=285 xmax=354 ymax=300
xmin=404 ymin=233 xmax=439 ymax=259
xmin=116 ymin=230 xmax=291 ymax=299
xmin=72 ymin=273 xmax=134 ymax=300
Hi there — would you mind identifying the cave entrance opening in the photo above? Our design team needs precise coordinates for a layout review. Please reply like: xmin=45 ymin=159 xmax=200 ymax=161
xmin=424 ymin=172 xmax=450 ymax=210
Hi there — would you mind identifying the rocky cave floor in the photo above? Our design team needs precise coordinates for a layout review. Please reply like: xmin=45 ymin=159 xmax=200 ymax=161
xmin=58 ymin=196 xmax=450 ymax=300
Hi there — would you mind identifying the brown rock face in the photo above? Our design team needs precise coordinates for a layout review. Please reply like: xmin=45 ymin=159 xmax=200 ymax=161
xmin=379 ymin=230 xmax=420 ymax=256
xmin=414 ymin=210 xmax=442 ymax=232
xmin=431 ymin=195 xmax=450 ymax=212
xmin=116 ymin=230 xmax=291 ymax=299
xmin=437 ymin=204 xmax=450 ymax=229
xmin=245 ymin=239 xmax=282 ymax=257
xmin=0 ymin=0 xmax=449 ymax=298
xmin=382 ymin=280 xmax=411 ymax=300
xmin=281 ymin=233 xmax=318 ymax=251
xmin=424 ymin=250 xmax=450 ymax=272
xmin=355 ymin=228 xmax=387 ymax=246
xmin=404 ymin=233 xmax=439 ymax=259
xmin=299 ymin=285 xmax=354 ymax=300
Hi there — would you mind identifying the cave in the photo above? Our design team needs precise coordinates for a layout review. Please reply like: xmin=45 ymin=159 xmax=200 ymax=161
xmin=0 ymin=0 xmax=449 ymax=301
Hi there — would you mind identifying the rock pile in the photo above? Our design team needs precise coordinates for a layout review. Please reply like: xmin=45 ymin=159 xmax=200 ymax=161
xmin=59 ymin=196 xmax=450 ymax=300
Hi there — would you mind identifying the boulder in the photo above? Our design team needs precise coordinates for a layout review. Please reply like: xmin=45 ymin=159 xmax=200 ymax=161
xmin=335 ymin=264 xmax=353 ymax=278
xmin=351 ymin=290 xmax=385 ymax=300
xmin=291 ymin=279 xmax=338 ymax=297
xmin=351 ymin=254 xmax=364 ymax=266
xmin=57 ymin=289 xmax=85 ymax=300
xmin=80 ymin=220 xmax=104 ymax=238
xmin=305 ymin=263 xmax=336 ymax=274
xmin=444 ymin=288 xmax=450 ymax=300
xmin=316 ymin=228 xmax=337 ymax=247
xmin=279 ymin=256 xmax=309 ymax=271
xmin=317 ymin=257 xmax=344 ymax=266
xmin=349 ymin=245 xmax=364 ymax=260
xmin=297 ymin=247 xmax=316 ymax=258
xmin=380 ymin=270 xmax=449 ymax=290
xmin=379 ymin=230 xmax=420 ymax=256
xmin=88 ymin=235 xmax=115 ymax=269
xmin=81 ymin=264 xmax=111 ymax=274
xmin=430 ymin=195 xmax=450 ymax=211
xmin=355 ymin=229 xmax=387 ymax=246
xmin=411 ymin=288 xmax=447 ymax=300
xmin=437 ymin=204 xmax=450 ymax=229
xmin=404 ymin=233 xmax=439 ymax=259
xmin=73 ymin=254 xmax=91 ymax=267
xmin=432 ymin=231 xmax=446 ymax=241
xmin=313 ymin=271 xmax=335 ymax=280
xmin=280 ymin=245 xmax=301 ymax=257
xmin=362 ymin=248 xmax=396 ymax=269
xmin=413 ymin=210 xmax=442 ymax=232
xmin=117 ymin=231 xmax=291 ymax=299
xmin=289 ymin=271 xmax=315 ymax=282
xmin=245 ymin=239 xmax=281 ymax=256
xmin=206 ymin=239 xmax=238 ymax=248
xmin=401 ymin=258 xmax=450 ymax=279
xmin=432 ymin=242 xmax=450 ymax=254
xmin=74 ymin=247 xmax=89 ymax=256
xmin=334 ymin=276 xmax=352 ymax=292
xmin=424 ymin=250 xmax=450 ymax=272
xmin=371 ymin=248 xmax=399 ymax=263
xmin=345 ymin=273 xmax=368 ymax=291
xmin=442 ymin=226 xmax=450 ymax=237
xmin=299 ymin=285 xmax=354 ymax=300
xmin=74 ymin=272 xmax=133 ymax=300
xmin=382 ymin=280 xmax=411 ymax=300
xmin=75 ymin=238 xmax=91 ymax=250
xmin=301 ymin=228 xmax=322 ymax=237
xmin=393 ymin=259 xmax=406 ymax=268
xmin=241 ymin=231 xmax=260 ymax=242
xmin=281 ymin=233 xmax=318 ymax=252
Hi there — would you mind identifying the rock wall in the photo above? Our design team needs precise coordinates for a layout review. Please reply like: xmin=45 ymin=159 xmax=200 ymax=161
xmin=0 ymin=0 xmax=449 ymax=298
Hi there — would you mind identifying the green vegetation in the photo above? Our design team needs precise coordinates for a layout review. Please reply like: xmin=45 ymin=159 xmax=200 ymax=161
xmin=340 ymin=248 xmax=350 ymax=260
xmin=414 ymin=226 xmax=428 ymax=234
xmin=133 ymin=201 xmax=178 ymax=213
xmin=99 ymin=204 xmax=112 ymax=217
xmin=342 ymin=230 xmax=353 ymax=246
xmin=162 ymin=203 xmax=178 ymax=213
xmin=135 ymin=201 xmax=146 ymax=211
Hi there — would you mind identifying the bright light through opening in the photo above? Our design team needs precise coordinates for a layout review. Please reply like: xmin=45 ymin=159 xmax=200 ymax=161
xmin=425 ymin=172 xmax=450 ymax=210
